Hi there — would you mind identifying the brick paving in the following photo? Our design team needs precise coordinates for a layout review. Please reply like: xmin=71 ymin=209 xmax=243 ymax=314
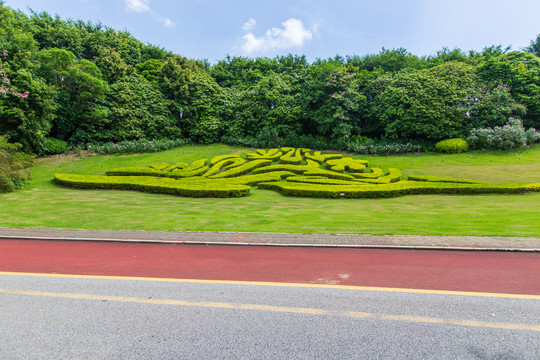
xmin=1 ymin=227 xmax=539 ymax=250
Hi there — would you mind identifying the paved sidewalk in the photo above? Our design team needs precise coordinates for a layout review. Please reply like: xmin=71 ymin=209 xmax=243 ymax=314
xmin=1 ymin=227 xmax=539 ymax=251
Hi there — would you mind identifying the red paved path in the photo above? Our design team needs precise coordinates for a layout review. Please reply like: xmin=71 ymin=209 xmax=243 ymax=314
xmin=1 ymin=239 xmax=540 ymax=295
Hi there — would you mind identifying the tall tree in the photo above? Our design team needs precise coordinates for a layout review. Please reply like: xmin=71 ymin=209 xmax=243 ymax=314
xmin=374 ymin=62 xmax=480 ymax=140
xmin=158 ymin=56 xmax=224 ymax=143
xmin=302 ymin=63 xmax=366 ymax=143
xmin=524 ymin=34 xmax=540 ymax=57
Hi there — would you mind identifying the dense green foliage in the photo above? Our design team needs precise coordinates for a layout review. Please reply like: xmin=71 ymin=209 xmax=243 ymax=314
xmin=55 ymin=147 xmax=540 ymax=199
xmin=0 ymin=135 xmax=33 ymax=192
xmin=0 ymin=2 xmax=539 ymax=157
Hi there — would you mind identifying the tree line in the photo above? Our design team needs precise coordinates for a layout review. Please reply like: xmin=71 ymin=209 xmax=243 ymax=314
xmin=1 ymin=2 xmax=539 ymax=155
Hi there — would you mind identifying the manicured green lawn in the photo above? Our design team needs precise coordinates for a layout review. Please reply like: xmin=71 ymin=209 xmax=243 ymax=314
xmin=1 ymin=144 xmax=539 ymax=236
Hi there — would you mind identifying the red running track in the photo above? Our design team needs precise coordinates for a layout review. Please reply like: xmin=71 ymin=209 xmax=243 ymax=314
xmin=1 ymin=239 xmax=540 ymax=295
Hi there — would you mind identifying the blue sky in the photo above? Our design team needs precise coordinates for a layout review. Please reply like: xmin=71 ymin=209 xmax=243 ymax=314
xmin=4 ymin=0 xmax=540 ymax=63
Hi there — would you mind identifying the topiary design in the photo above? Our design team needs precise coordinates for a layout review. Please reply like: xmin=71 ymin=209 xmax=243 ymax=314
xmin=54 ymin=148 xmax=540 ymax=198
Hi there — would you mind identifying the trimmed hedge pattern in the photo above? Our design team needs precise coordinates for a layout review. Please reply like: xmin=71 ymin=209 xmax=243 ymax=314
xmin=55 ymin=147 xmax=540 ymax=198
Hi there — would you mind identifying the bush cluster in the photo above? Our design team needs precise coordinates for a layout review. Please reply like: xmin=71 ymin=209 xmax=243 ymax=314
xmin=73 ymin=138 xmax=191 ymax=155
xmin=43 ymin=138 xmax=68 ymax=155
xmin=0 ymin=136 xmax=33 ymax=193
xmin=434 ymin=138 xmax=469 ymax=153
xmin=222 ymin=135 xmax=425 ymax=156
xmin=466 ymin=118 xmax=539 ymax=150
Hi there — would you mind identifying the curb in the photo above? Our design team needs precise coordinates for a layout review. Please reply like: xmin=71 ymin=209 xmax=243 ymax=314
xmin=1 ymin=235 xmax=539 ymax=252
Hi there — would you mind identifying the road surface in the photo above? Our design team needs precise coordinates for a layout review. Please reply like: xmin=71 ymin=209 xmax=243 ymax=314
xmin=1 ymin=239 xmax=539 ymax=359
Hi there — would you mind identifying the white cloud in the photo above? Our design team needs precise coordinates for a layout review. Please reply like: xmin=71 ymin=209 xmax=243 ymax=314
xmin=241 ymin=18 xmax=313 ymax=54
xmin=161 ymin=17 xmax=175 ymax=28
xmin=243 ymin=18 xmax=256 ymax=32
xmin=123 ymin=0 xmax=174 ymax=27
xmin=124 ymin=0 xmax=150 ymax=13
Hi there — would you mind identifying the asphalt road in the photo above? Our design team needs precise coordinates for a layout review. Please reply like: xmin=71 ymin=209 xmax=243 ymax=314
xmin=1 ymin=272 xmax=539 ymax=359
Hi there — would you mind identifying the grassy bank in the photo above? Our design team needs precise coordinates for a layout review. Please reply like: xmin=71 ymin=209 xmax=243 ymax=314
xmin=1 ymin=144 xmax=539 ymax=237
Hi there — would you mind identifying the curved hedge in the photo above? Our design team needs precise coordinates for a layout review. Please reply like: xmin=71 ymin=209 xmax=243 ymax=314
xmin=258 ymin=181 xmax=540 ymax=199
xmin=55 ymin=174 xmax=251 ymax=197
xmin=55 ymin=147 xmax=540 ymax=198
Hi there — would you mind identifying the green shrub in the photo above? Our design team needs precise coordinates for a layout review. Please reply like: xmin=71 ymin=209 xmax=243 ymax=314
xmin=43 ymin=138 xmax=68 ymax=155
xmin=525 ymin=128 xmax=540 ymax=144
xmin=79 ymin=138 xmax=191 ymax=155
xmin=466 ymin=118 xmax=530 ymax=150
xmin=434 ymin=138 xmax=469 ymax=153
xmin=0 ymin=136 xmax=33 ymax=193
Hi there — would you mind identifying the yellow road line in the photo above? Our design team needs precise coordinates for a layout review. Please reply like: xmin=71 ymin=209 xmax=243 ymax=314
xmin=1 ymin=287 xmax=539 ymax=332
xmin=1 ymin=271 xmax=540 ymax=300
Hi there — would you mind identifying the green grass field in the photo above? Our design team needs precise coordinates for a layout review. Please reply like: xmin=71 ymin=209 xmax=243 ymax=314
xmin=1 ymin=144 xmax=539 ymax=237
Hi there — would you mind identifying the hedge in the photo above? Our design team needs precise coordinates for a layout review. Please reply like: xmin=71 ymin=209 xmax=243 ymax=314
xmin=54 ymin=174 xmax=251 ymax=197
xmin=352 ymin=168 xmax=384 ymax=179
xmin=279 ymin=148 xmax=304 ymax=164
xmin=354 ymin=168 xmax=401 ymax=184
xmin=303 ymin=169 xmax=355 ymax=180
xmin=106 ymin=167 xmax=175 ymax=178
xmin=252 ymin=160 xmax=319 ymax=174
xmin=203 ymin=158 xmax=246 ymax=177
xmin=407 ymin=175 xmax=485 ymax=184
xmin=106 ymin=166 xmax=211 ymax=178
xmin=304 ymin=151 xmax=342 ymax=164
xmin=149 ymin=162 xmax=170 ymax=170
xmin=246 ymin=149 xmax=283 ymax=160
xmin=209 ymin=159 xmax=272 ymax=178
xmin=258 ymin=180 xmax=540 ymax=199
xmin=211 ymin=154 xmax=241 ymax=165
xmin=326 ymin=158 xmax=368 ymax=172
xmin=165 ymin=162 xmax=188 ymax=171
xmin=222 ymin=171 xmax=296 ymax=185
xmin=286 ymin=176 xmax=368 ymax=185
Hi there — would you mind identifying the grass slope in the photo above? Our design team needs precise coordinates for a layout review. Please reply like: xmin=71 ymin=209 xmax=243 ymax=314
xmin=1 ymin=144 xmax=539 ymax=237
